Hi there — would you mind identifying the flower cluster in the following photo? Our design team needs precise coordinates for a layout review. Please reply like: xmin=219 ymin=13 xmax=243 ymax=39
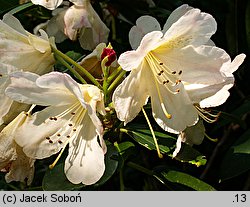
xmin=0 ymin=1 xmax=246 ymax=187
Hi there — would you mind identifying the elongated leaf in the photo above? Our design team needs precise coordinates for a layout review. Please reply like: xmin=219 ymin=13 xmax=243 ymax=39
xmin=219 ymin=129 xmax=250 ymax=181
xmin=157 ymin=170 xmax=216 ymax=191
xmin=122 ymin=128 xmax=176 ymax=154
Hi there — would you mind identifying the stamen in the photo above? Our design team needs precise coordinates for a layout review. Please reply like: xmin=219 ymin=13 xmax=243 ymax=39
xmin=194 ymin=105 xmax=220 ymax=123
xmin=49 ymin=139 xmax=70 ymax=169
xmin=142 ymin=107 xmax=163 ymax=158
xmin=178 ymin=70 xmax=183 ymax=75
xmin=172 ymin=71 xmax=176 ymax=74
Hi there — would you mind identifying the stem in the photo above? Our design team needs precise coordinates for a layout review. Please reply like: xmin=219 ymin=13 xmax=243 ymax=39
xmin=127 ymin=162 xmax=153 ymax=176
xmin=52 ymin=46 xmax=102 ymax=88
xmin=107 ymin=66 xmax=122 ymax=83
xmin=142 ymin=107 xmax=163 ymax=158
xmin=55 ymin=55 xmax=87 ymax=84
xmin=107 ymin=70 xmax=126 ymax=95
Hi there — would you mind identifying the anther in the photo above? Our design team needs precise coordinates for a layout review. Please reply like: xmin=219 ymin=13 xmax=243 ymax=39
xmin=68 ymin=123 xmax=73 ymax=127
xmin=0 ymin=74 xmax=2 ymax=77
xmin=172 ymin=71 xmax=176 ymax=74
xmin=57 ymin=134 xmax=61 ymax=137
xmin=176 ymin=89 xmax=180 ymax=93
xmin=159 ymin=62 xmax=163 ymax=65
xmin=49 ymin=117 xmax=54 ymax=120
xmin=49 ymin=140 xmax=53 ymax=143
xmin=46 ymin=137 xmax=50 ymax=140
xmin=71 ymin=112 xmax=76 ymax=115
xmin=73 ymin=128 xmax=77 ymax=132
xmin=163 ymin=80 xmax=169 ymax=85
xmin=58 ymin=140 xmax=63 ymax=144
xmin=178 ymin=70 xmax=183 ymax=75
xmin=53 ymin=117 xmax=57 ymax=121
xmin=66 ymin=135 xmax=70 ymax=138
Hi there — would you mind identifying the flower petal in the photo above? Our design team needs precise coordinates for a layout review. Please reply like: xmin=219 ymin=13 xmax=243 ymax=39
xmin=64 ymin=114 xmax=105 ymax=185
xmin=2 ymin=13 xmax=27 ymax=35
xmin=112 ymin=65 xmax=149 ymax=125
xmin=129 ymin=16 xmax=161 ymax=49
xmin=6 ymin=72 xmax=77 ymax=106
xmin=14 ymin=105 xmax=75 ymax=159
xmin=118 ymin=31 xmax=163 ymax=71
xmin=163 ymin=6 xmax=217 ymax=47
xmin=162 ymin=4 xmax=193 ymax=33
xmin=150 ymin=82 xmax=199 ymax=134
xmin=31 ymin=0 xmax=63 ymax=10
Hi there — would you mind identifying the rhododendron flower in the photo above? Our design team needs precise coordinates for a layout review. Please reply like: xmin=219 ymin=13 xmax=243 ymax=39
xmin=0 ymin=110 xmax=35 ymax=185
xmin=0 ymin=13 xmax=55 ymax=74
xmin=0 ymin=13 xmax=55 ymax=126
xmin=6 ymin=72 xmax=106 ymax=185
xmin=46 ymin=0 xmax=109 ymax=50
xmin=112 ymin=4 xmax=246 ymax=134
xmin=31 ymin=0 xmax=63 ymax=10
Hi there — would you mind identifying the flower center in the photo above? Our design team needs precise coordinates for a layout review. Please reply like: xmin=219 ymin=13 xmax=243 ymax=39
xmin=145 ymin=52 xmax=183 ymax=119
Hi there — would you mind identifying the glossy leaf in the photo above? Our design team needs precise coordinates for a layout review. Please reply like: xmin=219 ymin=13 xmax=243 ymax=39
xmin=156 ymin=169 xmax=216 ymax=191
xmin=122 ymin=128 xmax=176 ymax=154
xmin=219 ymin=129 xmax=250 ymax=181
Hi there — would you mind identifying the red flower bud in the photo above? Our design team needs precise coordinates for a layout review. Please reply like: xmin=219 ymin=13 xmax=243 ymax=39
xmin=101 ymin=48 xmax=116 ymax=66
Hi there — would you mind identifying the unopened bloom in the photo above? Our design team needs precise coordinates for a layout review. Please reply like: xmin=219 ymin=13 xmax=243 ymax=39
xmin=112 ymin=4 xmax=246 ymax=134
xmin=77 ymin=43 xmax=117 ymax=80
xmin=0 ymin=110 xmax=35 ymax=185
xmin=46 ymin=0 xmax=109 ymax=50
xmin=6 ymin=71 xmax=106 ymax=185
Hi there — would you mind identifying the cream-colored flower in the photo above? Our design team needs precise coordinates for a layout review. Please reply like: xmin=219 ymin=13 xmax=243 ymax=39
xmin=6 ymin=71 xmax=106 ymax=185
xmin=0 ymin=110 xmax=35 ymax=185
xmin=0 ymin=13 xmax=55 ymax=74
xmin=0 ymin=13 xmax=55 ymax=126
xmin=112 ymin=4 xmax=246 ymax=134
xmin=31 ymin=0 xmax=63 ymax=10
xmin=46 ymin=0 xmax=109 ymax=50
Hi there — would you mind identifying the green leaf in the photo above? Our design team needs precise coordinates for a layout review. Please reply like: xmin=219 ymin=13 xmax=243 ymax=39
xmin=122 ymin=128 xmax=176 ymax=154
xmin=42 ymin=142 xmax=119 ymax=190
xmin=175 ymin=144 xmax=207 ymax=167
xmin=219 ymin=129 xmax=250 ymax=181
xmin=157 ymin=170 xmax=216 ymax=191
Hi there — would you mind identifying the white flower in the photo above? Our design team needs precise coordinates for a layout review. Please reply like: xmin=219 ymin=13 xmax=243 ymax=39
xmin=46 ymin=0 xmax=110 ymax=50
xmin=0 ymin=14 xmax=55 ymax=126
xmin=0 ymin=13 xmax=55 ymax=74
xmin=0 ymin=110 xmax=35 ymax=185
xmin=173 ymin=119 xmax=205 ymax=157
xmin=6 ymin=71 xmax=106 ymax=185
xmin=112 ymin=4 xmax=246 ymax=134
xmin=31 ymin=0 xmax=63 ymax=10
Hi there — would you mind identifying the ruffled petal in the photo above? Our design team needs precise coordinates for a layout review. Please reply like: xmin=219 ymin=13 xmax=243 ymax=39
xmin=118 ymin=31 xmax=163 ymax=71
xmin=112 ymin=64 xmax=149 ymax=125
xmin=6 ymin=72 xmax=77 ymax=106
xmin=129 ymin=16 xmax=161 ymax=49
xmin=163 ymin=6 xmax=217 ymax=47
xmin=162 ymin=4 xmax=193 ymax=33
xmin=64 ymin=114 xmax=105 ymax=185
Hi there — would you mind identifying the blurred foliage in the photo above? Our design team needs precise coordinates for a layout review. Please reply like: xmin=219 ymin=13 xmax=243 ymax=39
xmin=0 ymin=0 xmax=249 ymax=191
